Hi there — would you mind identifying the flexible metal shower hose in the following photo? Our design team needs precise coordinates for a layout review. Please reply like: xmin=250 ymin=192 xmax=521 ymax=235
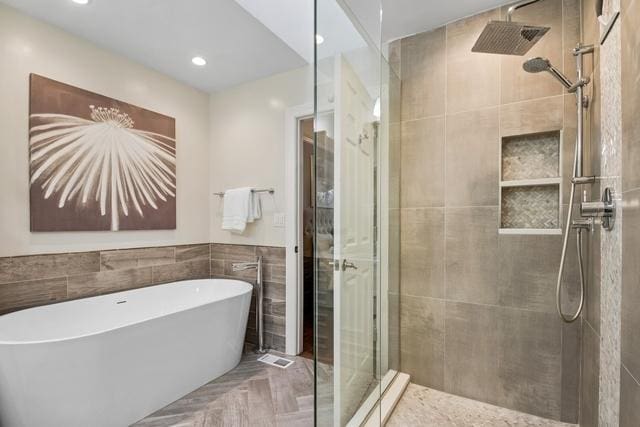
xmin=556 ymin=137 xmax=586 ymax=323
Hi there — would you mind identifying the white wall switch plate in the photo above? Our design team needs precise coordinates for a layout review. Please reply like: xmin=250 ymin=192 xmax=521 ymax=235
xmin=273 ymin=213 xmax=285 ymax=228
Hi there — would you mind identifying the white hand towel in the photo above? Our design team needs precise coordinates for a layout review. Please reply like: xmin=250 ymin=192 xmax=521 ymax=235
xmin=222 ymin=187 xmax=252 ymax=233
xmin=248 ymin=191 xmax=262 ymax=222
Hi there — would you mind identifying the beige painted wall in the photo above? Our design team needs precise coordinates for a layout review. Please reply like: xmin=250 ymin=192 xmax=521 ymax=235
xmin=208 ymin=66 xmax=314 ymax=247
xmin=0 ymin=4 xmax=211 ymax=257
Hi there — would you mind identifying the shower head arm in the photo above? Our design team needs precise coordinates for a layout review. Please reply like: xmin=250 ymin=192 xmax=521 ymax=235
xmin=546 ymin=66 xmax=574 ymax=90
xmin=507 ymin=0 xmax=543 ymax=22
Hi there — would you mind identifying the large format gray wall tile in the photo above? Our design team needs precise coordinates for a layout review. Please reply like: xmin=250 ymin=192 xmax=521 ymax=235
xmin=562 ymin=94 xmax=579 ymax=203
xmin=445 ymin=207 xmax=499 ymax=305
xmin=444 ymin=301 xmax=563 ymax=420
xmin=500 ymin=95 xmax=564 ymax=137
xmin=400 ymin=117 xmax=445 ymax=208
xmin=562 ymin=0 xmax=582 ymax=79
xmin=581 ymin=321 xmax=600 ymax=427
xmin=389 ymin=123 xmax=402 ymax=210
xmin=622 ymin=189 xmax=640 ymax=378
xmin=388 ymin=292 xmax=400 ymax=371
xmin=400 ymin=295 xmax=445 ymax=389
xmin=620 ymin=365 xmax=640 ymax=427
xmin=621 ymin=1 xmax=640 ymax=424
xmin=561 ymin=322 xmax=580 ymax=423
xmin=583 ymin=0 xmax=601 ymax=52
xmin=395 ymin=1 xmax=585 ymax=421
xmin=388 ymin=209 xmax=401 ymax=295
xmin=400 ymin=28 xmax=446 ymax=121
xmin=621 ymin=0 xmax=640 ymax=191
xmin=388 ymin=40 xmax=401 ymax=82
xmin=584 ymin=0 xmax=602 ymax=341
xmin=445 ymin=10 xmax=500 ymax=114
xmin=497 ymin=235 xmax=577 ymax=312
xmin=400 ymin=208 xmax=445 ymax=298
xmin=445 ymin=108 xmax=499 ymax=207
xmin=500 ymin=0 xmax=564 ymax=104
xmin=587 ymin=228 xmax=602 ymax=333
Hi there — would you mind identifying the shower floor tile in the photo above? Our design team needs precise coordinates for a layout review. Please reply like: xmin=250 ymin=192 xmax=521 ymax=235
xmin=387 ymin=384 xmax=577 ymax=427
xmin=132 ymin=352 xmax=315 ymax=427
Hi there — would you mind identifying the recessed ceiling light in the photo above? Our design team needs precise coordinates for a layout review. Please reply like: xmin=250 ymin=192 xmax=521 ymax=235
xmin=315 ymin=34 xmax=324 ymax=45
xmin=72 ymin=0 xmax=90 ymax=4
xmin=191 ymin=56 xmax=207 ymax=66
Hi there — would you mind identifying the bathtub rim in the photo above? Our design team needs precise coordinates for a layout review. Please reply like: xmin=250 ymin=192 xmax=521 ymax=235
xmin=0 ymin=278 xmax=254 ymax=346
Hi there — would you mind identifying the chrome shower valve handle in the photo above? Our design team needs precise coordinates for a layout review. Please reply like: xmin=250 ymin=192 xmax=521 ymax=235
xmin=580 ymin=187 xmax=616 ymax=230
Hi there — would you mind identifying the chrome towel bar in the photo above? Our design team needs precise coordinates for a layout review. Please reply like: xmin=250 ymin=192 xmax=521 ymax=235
xmin=213 ymin=188 xmax=274 ymax=197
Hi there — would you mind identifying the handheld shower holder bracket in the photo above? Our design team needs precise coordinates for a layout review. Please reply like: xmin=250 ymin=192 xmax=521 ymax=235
xmin=572 ymin=218 xmax=594 ymax=232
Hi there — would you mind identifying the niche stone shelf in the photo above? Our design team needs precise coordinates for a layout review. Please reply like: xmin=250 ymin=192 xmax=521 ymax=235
xmin=499 ymin=130 xmax=562 ymax=235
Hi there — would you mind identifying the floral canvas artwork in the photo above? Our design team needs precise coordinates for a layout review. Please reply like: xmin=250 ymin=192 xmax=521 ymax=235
xmin=29 ymin=74 xmax=176 ymax=231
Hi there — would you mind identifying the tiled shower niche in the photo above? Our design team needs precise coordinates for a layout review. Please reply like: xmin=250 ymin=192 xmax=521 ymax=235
xmin=499 ymin=131 xmax=562 ymax=234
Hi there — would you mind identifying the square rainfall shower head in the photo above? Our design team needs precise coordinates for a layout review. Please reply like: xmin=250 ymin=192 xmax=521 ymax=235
xmin=471 ymin=21 xmax=550 ymax=56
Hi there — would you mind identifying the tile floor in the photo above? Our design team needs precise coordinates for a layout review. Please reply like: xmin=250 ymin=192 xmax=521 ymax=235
xmin=134 ymin=357 xmax=578 ymax=427
xmin=132 ymin=352 xmax=315 ymax=427
xmin=387 ymin=383 xmax=577 ymax=427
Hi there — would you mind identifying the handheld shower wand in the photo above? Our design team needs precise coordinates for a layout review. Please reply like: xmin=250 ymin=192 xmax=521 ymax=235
xmin=523 ymin=44 xmax=594 ymax=323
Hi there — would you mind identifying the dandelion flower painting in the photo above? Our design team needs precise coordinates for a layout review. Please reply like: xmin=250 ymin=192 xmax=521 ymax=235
xmin=29 ymin=74 xmax=176 ymax=231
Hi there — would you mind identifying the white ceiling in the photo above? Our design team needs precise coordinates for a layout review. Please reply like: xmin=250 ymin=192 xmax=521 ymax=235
xmin=233 ymin=0 xmax=314 ymax=63
xmin=0 ymin=0 xmax=307 ymax=93
xmin=344 ymin=0 xmax=516 ymax=44
xmin=1 ymin=0 xmax=519 ymax=93
xmin=234 ymin=0 xmax=366 ymax=64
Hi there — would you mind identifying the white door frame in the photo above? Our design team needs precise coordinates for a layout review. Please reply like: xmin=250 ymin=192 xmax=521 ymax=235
xmin=284 ymin=102 xmax=332 ymax=355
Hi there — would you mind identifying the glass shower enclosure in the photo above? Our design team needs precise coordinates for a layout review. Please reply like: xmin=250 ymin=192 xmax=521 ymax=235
xmin=314 ymin=0 xmax=400 ymax=424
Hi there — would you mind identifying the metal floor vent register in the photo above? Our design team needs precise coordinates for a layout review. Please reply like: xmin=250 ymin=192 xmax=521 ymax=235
xmin=258 ymin=354 xmax=294 ymax=369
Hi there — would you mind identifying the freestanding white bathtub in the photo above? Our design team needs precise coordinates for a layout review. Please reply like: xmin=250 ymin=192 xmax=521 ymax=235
xmin=0 ymin=278 xmax=253 ymax=427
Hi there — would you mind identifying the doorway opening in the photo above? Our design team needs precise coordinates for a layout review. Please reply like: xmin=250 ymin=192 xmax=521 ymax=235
xmin=295 ymin=112 xmax=335 ymax=364
xmin=299 ymin=116 xmax=314 ymax=360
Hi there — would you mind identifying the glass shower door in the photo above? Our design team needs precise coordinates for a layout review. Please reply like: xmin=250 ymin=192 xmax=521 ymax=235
xmin=332 ymin=54 xmax=378 ymax=425
xmin=315 ymin=0 xmax=386 ymax=425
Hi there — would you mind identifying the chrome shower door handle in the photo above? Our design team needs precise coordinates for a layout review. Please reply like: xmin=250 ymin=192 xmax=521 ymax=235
xmin=342 ymin=259 xmax=358 ymax=271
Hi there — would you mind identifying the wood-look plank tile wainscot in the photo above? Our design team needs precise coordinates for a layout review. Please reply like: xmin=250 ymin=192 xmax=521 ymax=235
xmin=152 ymin=244 xmax=211 ymax=284
xmin=210 ymin=243 xmax=287 ymax=352
xmin=0 ymin=243 xmax=285 ymax=351
xmin=0 ymin=277 xmax=67 ymax=314
xmin=100 ymin=247 xmax=174 ymax=271
xmin=67 ymin=268 xmax=153 ymax=299
xmin=0 ymin=244 xmax=211 ymax=314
